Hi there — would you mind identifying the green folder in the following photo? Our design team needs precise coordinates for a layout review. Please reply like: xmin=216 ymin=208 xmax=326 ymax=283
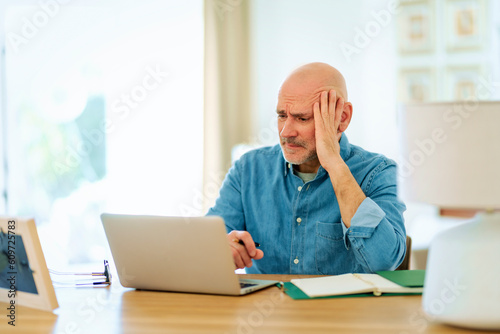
xmin=283 ymin=270 xmax=425 ymax=300
xmin=376 ymin=269 xmax=425 ymax=288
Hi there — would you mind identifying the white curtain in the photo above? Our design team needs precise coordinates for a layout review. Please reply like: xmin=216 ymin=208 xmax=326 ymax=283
xmin=203 ymin=0 xmax=253 ymax=211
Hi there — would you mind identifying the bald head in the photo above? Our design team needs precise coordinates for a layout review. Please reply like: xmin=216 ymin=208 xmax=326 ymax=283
xmin=279 ymin=62 xmax=348 ymax=101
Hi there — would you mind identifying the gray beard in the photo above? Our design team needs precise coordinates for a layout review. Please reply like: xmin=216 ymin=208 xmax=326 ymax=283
xmin=280 ymin=147 xmax=318 ymax=166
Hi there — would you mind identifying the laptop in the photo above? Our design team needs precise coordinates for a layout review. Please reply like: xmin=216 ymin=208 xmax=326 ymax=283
xmin=100 ymin=213 xmax=278 ymax=295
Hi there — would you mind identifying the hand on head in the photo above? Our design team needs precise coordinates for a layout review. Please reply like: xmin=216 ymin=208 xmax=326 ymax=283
xmin=227 ymin=230 xmax=264 ymax=269
xmin=313 ymin=89 xmax=352 ymax=171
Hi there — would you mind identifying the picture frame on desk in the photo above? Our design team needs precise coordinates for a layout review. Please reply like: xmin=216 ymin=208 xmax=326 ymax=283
xmin=0 ymin=217 xmax=58 ymax=312
xmin=399 ymin=68 xmax=436 ymax=103
xmin=445 ymin=0 xmax=485 ymax=51
xmin=397 ymin=0 xmax=434 ymax=54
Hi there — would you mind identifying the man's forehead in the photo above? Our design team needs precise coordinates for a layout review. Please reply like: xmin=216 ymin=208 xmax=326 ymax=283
xmin=278 ymin=85 xmax=344 ymax=99
xmin=277 ymin=85 xmax=343 ymax=110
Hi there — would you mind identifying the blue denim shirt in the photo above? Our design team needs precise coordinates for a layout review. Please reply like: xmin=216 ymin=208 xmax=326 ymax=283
xmin=207 ymin=134 xmax=406 ymax=275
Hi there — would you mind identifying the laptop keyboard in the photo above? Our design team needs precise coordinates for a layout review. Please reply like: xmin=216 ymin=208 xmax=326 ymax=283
xmin=240 ymin=282 xmax=258 ymax=289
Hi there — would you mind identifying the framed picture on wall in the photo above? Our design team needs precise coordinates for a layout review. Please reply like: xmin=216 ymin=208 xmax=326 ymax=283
xmin=0 ymin=217 xmax=58 ymax=312
xmin=398 ymin=1 xmax=434 ymax=54
xmin=399 ymin=68 xmax=436 ymax=103
xmin=445 ymin=0 xmax=486 ymax=51
xmin=445 ymin=66 xmax=484 ymax=100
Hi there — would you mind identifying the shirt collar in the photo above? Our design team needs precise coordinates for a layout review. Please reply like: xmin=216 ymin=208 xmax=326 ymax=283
xmin=282 ymin=133 xmax=352 ymax=177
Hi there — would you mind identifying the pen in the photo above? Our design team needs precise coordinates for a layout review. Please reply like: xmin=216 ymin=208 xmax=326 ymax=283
xmin=238 ymin=240 xmax=260 ymax=248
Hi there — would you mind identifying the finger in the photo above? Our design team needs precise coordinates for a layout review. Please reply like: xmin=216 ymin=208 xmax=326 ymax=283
xmin=227 ymin=231 xmax=247 ymax=266
xmin=329 ymin=89 xmax=337 ymax=124
xmin=253 ymin=249 xmax=264 ymax=260
xmin=229 ymin=239 xmax=254 ymax=267
xmin=313 ymin=101 xmax=324 ymax=136
xmin=313 ymin=101 xmax=321 ymax=124
xmin=335 ymin=97 xmax=344 ymax=132
xmin=230 ymin=247 xmax=246 ymax=269
xmin=320 ymin=90 xmax=329 ymax=124
xmin=233 ymin=231 xmax=257 ymax=257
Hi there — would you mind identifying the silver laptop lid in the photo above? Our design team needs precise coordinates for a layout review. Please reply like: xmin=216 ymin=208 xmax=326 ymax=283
xmin=101 ymin=214 xmax=242 ymax=295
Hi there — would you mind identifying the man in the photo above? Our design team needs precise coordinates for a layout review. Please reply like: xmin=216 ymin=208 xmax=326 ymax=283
xmin=207 ymin=62 xmax=406 ymax=275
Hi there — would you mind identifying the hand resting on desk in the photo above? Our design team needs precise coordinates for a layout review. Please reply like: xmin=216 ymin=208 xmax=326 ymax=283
xmin=227 ymin=230 xmax=264 ymax=269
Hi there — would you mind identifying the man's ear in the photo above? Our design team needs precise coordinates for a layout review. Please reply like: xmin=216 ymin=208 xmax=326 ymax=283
xmin=338 ymin=102 xmax=353 ymax=133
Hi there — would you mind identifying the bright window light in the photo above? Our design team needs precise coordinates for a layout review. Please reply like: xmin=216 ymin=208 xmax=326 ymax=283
xmin=1 ymin=0 xmax=204 ymax=266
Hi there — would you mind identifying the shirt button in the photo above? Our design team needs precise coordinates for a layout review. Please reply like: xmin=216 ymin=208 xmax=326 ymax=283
xmin=294 ymin=258 xmax=299 ymax=264
xmin=288 ymin=163 xmax=291 ymax=169
xmin=296 ymin=217 xmax=302 ymax=223
xmin=298 ymin=186 xmax=302 ymax=191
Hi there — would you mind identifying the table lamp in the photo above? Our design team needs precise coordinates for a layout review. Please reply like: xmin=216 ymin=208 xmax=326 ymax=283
xmin=398 ymin=101 xmax=500 ymax=330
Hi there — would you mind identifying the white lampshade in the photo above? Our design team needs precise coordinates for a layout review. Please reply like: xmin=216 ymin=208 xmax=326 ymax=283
xmin=399 ymin=101 xmax=500 ymax=209
xmin=399 ymin=101 xmax=500 ymax=330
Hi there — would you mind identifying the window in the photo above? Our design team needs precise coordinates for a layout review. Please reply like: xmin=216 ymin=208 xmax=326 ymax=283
xmin=0 ymin=0 xmax=204 ymax=266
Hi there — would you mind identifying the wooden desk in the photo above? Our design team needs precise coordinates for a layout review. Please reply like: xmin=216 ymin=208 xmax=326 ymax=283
xmin=0 ymin=274 xmax=488 ymax=334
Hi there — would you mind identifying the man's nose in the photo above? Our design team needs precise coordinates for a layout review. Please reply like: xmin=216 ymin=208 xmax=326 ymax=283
xmin=280 ymin=118 xmax=297 ymax=138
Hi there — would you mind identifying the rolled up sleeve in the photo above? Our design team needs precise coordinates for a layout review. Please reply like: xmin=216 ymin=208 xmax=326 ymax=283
xmin=341 ymin=161 xmax=407 ymax=272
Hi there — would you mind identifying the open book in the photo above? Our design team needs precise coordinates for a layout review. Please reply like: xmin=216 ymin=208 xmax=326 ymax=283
xmin=290 ymin=271 xmax=424 ymax=298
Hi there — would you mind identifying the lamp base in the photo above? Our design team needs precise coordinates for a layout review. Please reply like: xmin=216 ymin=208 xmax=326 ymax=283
xmin=422 ymin=212 xmax=500 ymax=330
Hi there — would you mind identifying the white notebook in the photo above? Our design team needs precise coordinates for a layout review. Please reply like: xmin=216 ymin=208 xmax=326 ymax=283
xmin=291 ymin=273 xmax=423 ymax=298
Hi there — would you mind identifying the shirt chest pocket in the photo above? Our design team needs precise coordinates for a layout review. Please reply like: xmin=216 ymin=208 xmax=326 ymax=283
xmin=315 ymin=221 xmax=353 ymax=275
xmin=316 ymin=221 xmax=344 ymax=240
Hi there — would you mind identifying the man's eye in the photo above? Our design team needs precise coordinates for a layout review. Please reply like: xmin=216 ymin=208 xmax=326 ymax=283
xmin=277 ymin=115 xmax=286 ymax=120
xmin=299 ymin=118 xmax=308 ymax=122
